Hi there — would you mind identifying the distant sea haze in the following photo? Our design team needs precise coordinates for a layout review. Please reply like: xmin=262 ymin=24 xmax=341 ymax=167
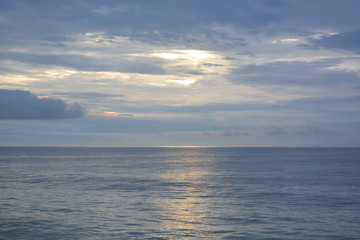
xmin=1 ymin=147 xmax=359 ymax=239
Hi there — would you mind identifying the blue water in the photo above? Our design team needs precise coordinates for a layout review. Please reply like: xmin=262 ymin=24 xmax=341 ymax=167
xmin=0 ymin=147 xmax=359 ymax=239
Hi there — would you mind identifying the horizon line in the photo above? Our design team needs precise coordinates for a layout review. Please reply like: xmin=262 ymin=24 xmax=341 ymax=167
xmin=0 ymin=145 xmax=356 ymax=148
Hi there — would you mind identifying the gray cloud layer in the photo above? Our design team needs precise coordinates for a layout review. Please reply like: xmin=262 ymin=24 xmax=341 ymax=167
xmin=1 ymin=0 xmax=359 ymax=46
xmin=204 ymin=126 xmax=335 ymax=137
xmin=0 ymin=0 xmax=359 ymax=146
xmin=311 ymin=29 xmax=360 ymax=53
xmin=0 ymin=89 xmax=86 ymax=120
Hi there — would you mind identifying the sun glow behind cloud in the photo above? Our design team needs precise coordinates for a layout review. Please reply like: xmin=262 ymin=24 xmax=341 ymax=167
xmin=1 ymin=42 xmax=232 ymax=91
xmin=167 ymin=80 xmax=196 ymax=86
xmin=152 ymin=50 xmax=216 ymax=61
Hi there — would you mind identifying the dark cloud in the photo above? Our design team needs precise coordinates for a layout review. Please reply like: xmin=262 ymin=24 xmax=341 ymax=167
xmin=310 ymin=29 xmax=360 ymax=53
xmin=286 ymin=1 xmax=360 ymax=29
xmin=265 ymin=126 xmax=335 ymax=136
xmin=209 ymin=126 xmax=335 ymax=137
xmin=221 ymin=129 xmax=252 ymax=137
xmin=0 ymin=0 xmax=288 ymax=45
xmin=1 ymin=0 xmax=359 ymax=49
xmin=286 ymin=96 xmax=360 ymax=114
xmin=109 ymin=94 xmax=360 ymax=119
xmin=231 ymin=60 xmax=360 ymax=86
xmin=0 ymin=89 xmax=86 ymax=120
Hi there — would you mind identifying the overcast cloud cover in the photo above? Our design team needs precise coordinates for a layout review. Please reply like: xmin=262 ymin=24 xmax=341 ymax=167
xmin=0 ymin=0 xmax=359 ymax=146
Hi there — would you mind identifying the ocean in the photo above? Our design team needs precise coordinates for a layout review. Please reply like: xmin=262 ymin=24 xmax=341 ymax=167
xmin=0 ymin=147 xmax=359 ymax=239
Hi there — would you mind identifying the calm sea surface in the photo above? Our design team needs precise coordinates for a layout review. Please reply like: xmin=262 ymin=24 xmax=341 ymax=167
xmin=0 ymin=147 xmax=359 ymax=239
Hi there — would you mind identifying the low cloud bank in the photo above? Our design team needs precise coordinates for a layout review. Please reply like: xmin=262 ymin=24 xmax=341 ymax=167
xmin=0 ymin=89 xmax=86 ymax=120
xmin=203 ymin=126 xmax=335 ymax=137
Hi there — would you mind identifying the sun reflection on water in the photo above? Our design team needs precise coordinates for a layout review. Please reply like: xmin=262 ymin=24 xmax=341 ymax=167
xmin=156 ymin=153 xmax=218 ymax=238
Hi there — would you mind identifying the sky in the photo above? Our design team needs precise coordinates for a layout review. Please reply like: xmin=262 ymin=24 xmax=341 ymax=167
xmin=0 ymin=0 xmax=360 ymax=147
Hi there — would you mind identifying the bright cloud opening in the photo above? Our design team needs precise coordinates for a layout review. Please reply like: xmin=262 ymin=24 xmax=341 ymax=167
xmin=151 ymin=50 xmax=216 ymax=62
xmin=167 ymin=80 xmax=196 ymax=86
xmin=152 ymin=53 xmax=181 ymax=60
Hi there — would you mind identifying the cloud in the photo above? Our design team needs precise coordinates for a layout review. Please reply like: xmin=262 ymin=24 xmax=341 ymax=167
xmin=231 ymin=60 xmax=360 ymax=86
xmin=203 ymin=126 xmax=336 ymax=137
xmin=1 ymin=0 xmax=360 ymax=146
xmin=0 ymin=52 xmax=109 ymax=71
xmin=0 ymin=89 xmax=86 ymax=120
xmin=51 ymin=91 xmax=124 ymax=99
xmin=265 ymin=126 xmax=335 ymax=136
xmin=0 ymin=0 xmax=289 ymax=47
xmin=310 ymin=29 xmax=360 ymax=53
xmin=284 ymin=1 xmax=360 ymax=30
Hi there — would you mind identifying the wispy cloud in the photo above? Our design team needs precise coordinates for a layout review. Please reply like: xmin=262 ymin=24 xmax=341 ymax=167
xmin=310 ymin=29 xmax=360 ymax=53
